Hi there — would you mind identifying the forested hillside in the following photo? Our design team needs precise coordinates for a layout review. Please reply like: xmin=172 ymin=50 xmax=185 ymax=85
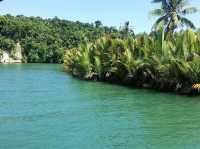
xmin=0 ymin=15 xmax=125 ymax=63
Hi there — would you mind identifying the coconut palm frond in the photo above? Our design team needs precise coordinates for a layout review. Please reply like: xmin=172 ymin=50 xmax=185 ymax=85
xmin=150 ymin=9 xmax=165 ymax=16
xmin=180 ymin=17 xmax=195 ymax=29
xmin=181 ymin=7 xmax=198 ymax=15
xmin=152 ymin=15 xmax=168 ymax=31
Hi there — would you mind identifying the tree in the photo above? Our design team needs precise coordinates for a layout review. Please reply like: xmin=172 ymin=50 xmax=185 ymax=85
xmin=150 ymin=0 xmax=198 ymax=36
xmin=120 ymin=21 xmax=135 ymax=39
xmin=94 ymin=20 xmax=102 ymax=28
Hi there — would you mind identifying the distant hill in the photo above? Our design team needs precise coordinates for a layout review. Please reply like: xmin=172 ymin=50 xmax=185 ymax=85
xmin=0 ymin=15 xmax=121 ymax=63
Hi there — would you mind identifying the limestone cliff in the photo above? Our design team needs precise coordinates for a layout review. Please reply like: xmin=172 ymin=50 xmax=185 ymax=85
xmin=0 ymin=42 xmax=22 ymax=63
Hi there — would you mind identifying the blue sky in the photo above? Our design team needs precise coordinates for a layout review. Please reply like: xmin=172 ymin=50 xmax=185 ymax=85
xmin=0 ymin=0 xmax=199 ymax=33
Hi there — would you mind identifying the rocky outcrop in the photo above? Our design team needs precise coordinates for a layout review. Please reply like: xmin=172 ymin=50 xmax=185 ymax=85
xmin=0 ymin=42 xmax=22 ymax=63
xmin=15 ymin=42 xmax=23 ymax=61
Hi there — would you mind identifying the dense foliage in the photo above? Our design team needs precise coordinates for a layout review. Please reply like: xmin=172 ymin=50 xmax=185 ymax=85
xmin=0 ymin=15 xmax=126 ymax=63
xmin=64 ymin=0 xmax=200 ymax=95
xmin=64 ymin=29 xmax=200 ymax=94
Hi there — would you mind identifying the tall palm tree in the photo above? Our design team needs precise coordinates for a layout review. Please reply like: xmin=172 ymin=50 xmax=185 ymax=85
xmin=120 ymin=21 xmax=135 ymax=39
xmin=150 ymin=0 xmax=198 ymax=35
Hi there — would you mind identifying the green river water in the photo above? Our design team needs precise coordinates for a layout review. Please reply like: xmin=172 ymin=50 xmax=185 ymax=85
xmin=0 ymin=64 xmax=200 ymax=149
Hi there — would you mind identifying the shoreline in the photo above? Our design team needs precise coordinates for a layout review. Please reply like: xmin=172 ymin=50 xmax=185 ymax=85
xmin=68 ymin=74 xmax=199 ymax=96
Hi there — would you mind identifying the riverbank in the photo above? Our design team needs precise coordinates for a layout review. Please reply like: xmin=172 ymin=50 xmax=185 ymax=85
xmin=67 ymin=73 xmax=200 ymax=96
xmin=64 ymin=30 xmax=200 ymax=96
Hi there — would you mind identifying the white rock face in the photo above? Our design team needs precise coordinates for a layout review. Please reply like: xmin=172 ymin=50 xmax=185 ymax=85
xmin=15 ymin=42 xmax=23 ymax=60
xmin=0 ymin=51 xmax=10 ymax=63
xmin=0 ymin=42 xmax=22 ymax=63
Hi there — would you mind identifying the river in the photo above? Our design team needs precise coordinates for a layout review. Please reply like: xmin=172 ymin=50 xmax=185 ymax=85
xmin=0 ymin=64 xmax=200 ymax=149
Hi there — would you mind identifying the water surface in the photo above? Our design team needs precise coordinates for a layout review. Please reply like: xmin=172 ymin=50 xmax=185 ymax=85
xmin=0 ymin=64 xmax=200 ymax=149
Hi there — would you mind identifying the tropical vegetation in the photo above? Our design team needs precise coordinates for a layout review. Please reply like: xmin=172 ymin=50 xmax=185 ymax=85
xmin=64 ymin=29 xmax=200 ymax=94
xmin=151 ymin=0 xmax=198 ymax=37
xmin=64 ymin=0 xmax=200 ymax=95
xmin=0 ymin=15 xmax=128 ymax=63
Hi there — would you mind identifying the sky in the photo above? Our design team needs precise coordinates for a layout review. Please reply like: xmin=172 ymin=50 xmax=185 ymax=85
xmin=0 ymin=0 xmax=200 ymax=33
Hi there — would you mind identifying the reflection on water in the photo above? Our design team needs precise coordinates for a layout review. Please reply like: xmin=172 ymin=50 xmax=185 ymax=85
xmin=0 ymin=64 xmax=200 ymax=149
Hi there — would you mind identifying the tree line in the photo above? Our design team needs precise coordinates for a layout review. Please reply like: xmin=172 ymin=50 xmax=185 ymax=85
xmin=0 ymin=15 xmax=134 ymax=63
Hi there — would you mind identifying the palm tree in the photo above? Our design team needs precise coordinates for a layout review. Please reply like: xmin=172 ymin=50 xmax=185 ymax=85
xmin=120 ymin=21 xmax=135 ymax=39
xmin=94 ymin=20 xmax=102 ymax=28
xmin=150 ymin=0 xmax=198 ymax=35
